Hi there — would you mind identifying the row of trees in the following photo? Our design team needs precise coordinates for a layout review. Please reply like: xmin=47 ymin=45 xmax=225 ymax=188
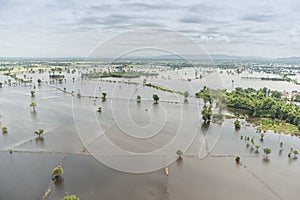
xmin=225 ymin=87 xmax=300 ymax=130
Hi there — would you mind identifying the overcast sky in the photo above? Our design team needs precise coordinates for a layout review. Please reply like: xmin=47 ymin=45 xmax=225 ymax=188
xmin=0 ymin=0 xmax=300 ymax=58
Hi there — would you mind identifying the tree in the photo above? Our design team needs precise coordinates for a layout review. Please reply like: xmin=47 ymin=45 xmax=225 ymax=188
xmin=34 ymin=129 xmax=44 ymax=138
xmin=293 ymin=149 xmax=299 ymax=159
xmin=176 ymin=149 xmax=183 ymax=159
xmin=102 ymin=93 xmax=107 ymax=102
xmin=251 ymin=137 xmax=255 ymax=145
xmin=183 ymin=91 xmax=189 ymax=103
xmin=52 ymin=165 xmax=63 ymax=181
xmin=37 ymin=79 xmax=42 ymax=86
xmin=201 ymin=105 xmax=212 ymax=123
xmin=30 ymin=102 xmax=37 ymax=112
xmin=260 ymin=133 xmax=265 ymax=141
xmin=235 ymin=156 xmax=240 ymax=163
xmin=280 ymin=141 xmax=283 ymax=149
xmin=64 ymin=195 xmax=80 ymax=200
xmin=263 ymin=148 xmax=271 ymax=158
xmin=30 ymin=90 xmax=35 ymax=97
xmin=255 ymin=144 xmax=260 ymax=152
xmin=153 ymin=94 xmax=159 ymax=104
xmin=136 ymin=95 xmax=141 ymax=103
xmin=2 ymin=126 xmax=8 ymax=134
xmin=234 ymin=119 xmax=241 ymax=129
xmin=97 ymin=107 xmax=102 ymax=113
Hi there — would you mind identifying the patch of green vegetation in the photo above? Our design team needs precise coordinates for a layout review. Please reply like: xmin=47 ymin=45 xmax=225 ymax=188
xmin=144 ymin=83 xmax=184 ymax=95
xmin=196 ymin=86 xmax=300 ymax=135
xmin=257 ymin=118 xmax=299 ymax=135
xmin=83 ymin=71 xmax=158 ymax=78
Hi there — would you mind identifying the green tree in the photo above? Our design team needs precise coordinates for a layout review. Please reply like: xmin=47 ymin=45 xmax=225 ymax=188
xmin=37 ymin=79 xmax=42 ymax=85
xmin=153 ymin=94 xmax=159 ymax=104
xmin=34 ymin=129 xmax=44 ymax=138
xmin=102 ymin=93 xmax=107 ymax=102
xmin=30 ymin=102 xmax=37 ymax=112
xmin=52 ymin=165 xmax=63 ymax=180
xmin=293 ymin=149 xmax=299 ymax=159
xmin=136 ymin=95 xmax=141 ymax=103
xmin=235 ymin=156 xmax=240 ymax=163
xmin=64 ymin=195 xmax=80 ymax=200
xmin=2 ymin=126 xmax=8 ymax=134
xmin=280 ymin=141 xmax=283 ymax=149
xmin=183 ymin=91 xmax=189 ymax=103
xmin=176 ymin=149 xmax=183 ymax=159
xmin=30 ymin=90 xmax=35 ymax=97
xmin=201 ymin=105 xmax=212 ymax=123
xmin=260 ymin=133 xmax=265 ymax=141
xmin=97 ymin=107 xmax=102 ymax=113
xmin=263 ymin=148 xmax=271 ymax=158
xmin=234 ymin=119 xmax=241 ymax=129
xmin=255 ymin=144 xmax=260 ymax=152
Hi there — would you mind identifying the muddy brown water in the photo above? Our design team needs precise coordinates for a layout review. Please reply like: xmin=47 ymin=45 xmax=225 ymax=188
xmin=0 ymin=71 xmax=300 ymax=200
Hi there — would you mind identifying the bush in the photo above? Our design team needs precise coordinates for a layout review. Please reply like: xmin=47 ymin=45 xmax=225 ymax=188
xmin=64 ymin=195 xmax=79 ymax=200
xmin=234 ymin=119 xmax=241 ymax=129
xmin=235 ymin=156 xmax=240 ymax=163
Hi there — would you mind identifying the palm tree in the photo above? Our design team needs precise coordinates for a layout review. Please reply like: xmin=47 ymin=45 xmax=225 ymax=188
xmin=34 ymin=129 xmax=44 ymax=138
xmin=30 ymin=102 xmax=37 ymax=112
xmin=153 ymin=94 xmax=159 ymax=104
xmin=51 ymin=165 xmax=64 ymax=181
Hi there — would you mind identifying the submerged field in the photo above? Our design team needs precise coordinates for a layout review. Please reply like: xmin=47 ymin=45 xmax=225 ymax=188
xmin=0 ymin=65 xmax=300 ymax=200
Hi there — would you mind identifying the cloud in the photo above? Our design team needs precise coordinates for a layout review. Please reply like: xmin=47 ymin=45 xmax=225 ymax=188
xmin=199 ymin=35 xmax=230 ymax=43
xmin=241 ymin=13 xmax=275 ymax=22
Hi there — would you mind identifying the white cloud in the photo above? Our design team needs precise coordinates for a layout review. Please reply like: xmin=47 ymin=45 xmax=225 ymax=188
xmin=199 ymin=35 xmax=230 ymax=43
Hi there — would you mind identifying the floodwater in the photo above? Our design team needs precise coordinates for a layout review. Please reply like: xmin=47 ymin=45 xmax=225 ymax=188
xmin=0 ymin=67 xmax=300 ymax=200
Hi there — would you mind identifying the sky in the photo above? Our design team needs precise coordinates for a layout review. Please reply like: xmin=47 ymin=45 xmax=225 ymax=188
xmin=0 ymin=0 xmax=300 ymax=58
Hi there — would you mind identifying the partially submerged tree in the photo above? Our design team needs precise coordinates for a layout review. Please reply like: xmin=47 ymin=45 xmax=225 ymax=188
xmin=255 ymin=144 xmax=260 ymax=152
xmin=260 ymin=133 xmax=265 ymax=141
xmin=280 ymin=141 xmax=283 ymax=149
xmin=183 ymin=91 xmax=189 ymax=103
xmin=102 ymin=93 xmax=107 ymax=102
xmin=97 ymin=107 xmax=102 ymax=113
xmin=263 ymin=148 xmax=271 ymax=158
xmin=30 ymin=102 xmax=37 ymax=112
xmin=234 ymin=119 xmax=241 ymax=130
xmin=37 ymin=79 xmax=42 ymax=86
xmin=293 ymin=149 xmax=299 ymax=159
xmin=34 ymin=129 xmax=44 ymax=138
xmin=153 ymin=94 xmax=159 ymax=104
xmin=176 ymin=149 xmax=183 ymax=159
xmin=136 ymin=95 xmax=141 ymax=103
xmin=235 ymin=156 xmax=240 ymax=163
xmin=201 ymin=105 xmax=212 ymax=123
xmin=64 ymin=195 xmax=80 ymax=200
xmin=52 ymin=165 xmax=64 ymax=181
xmin=2 ymin=126 xmax=8 ymax=134
xmin=30 ymin=90 xmax=35 ymax=97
